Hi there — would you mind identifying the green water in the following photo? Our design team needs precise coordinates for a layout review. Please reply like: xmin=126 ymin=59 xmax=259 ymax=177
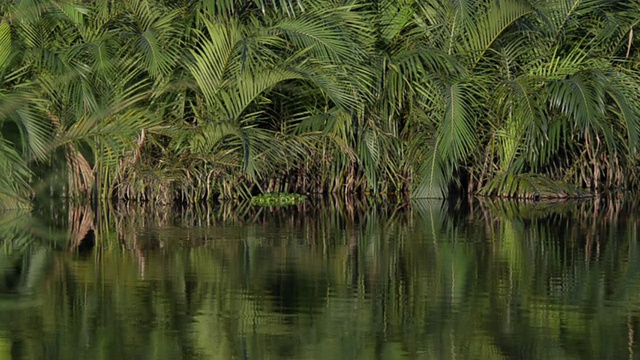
xmin=1 ymin=199 xmax=639 ymax=359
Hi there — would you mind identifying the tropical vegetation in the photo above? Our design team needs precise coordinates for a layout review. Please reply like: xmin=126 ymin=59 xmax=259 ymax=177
xmin=1 ymin=0 xmax=640 ymax=208
xmin=251 ymin=193 xmax=306 ymax=206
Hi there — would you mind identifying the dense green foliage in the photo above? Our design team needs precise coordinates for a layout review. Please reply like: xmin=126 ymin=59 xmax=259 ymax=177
xmin=2 ymin=199 xmax=640 ymax=358
xmin=1 ymin=0 xmax=640 ymax=207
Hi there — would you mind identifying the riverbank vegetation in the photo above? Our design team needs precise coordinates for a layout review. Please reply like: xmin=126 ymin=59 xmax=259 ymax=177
xmin=251 ymin=193 xmax=307 ymax=207
xmin=1 ymin=0 xmax=640 ymax=208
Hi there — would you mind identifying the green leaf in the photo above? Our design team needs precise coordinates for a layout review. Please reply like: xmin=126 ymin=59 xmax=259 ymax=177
xmin=0 ymin=21 xmax=11 ymax=71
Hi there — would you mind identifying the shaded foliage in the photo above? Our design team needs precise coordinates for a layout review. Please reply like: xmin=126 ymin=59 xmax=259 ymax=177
xmin=1 ymin=0 xmax=640 ymax=207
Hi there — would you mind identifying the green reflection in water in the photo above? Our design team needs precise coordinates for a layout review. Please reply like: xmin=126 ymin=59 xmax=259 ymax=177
xmin=1 ymin=198 xmax=640 ymax=359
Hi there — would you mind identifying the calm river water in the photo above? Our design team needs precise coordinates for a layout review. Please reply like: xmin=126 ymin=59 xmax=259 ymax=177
xmin=1 ymin=198 xmax=639 ymax=359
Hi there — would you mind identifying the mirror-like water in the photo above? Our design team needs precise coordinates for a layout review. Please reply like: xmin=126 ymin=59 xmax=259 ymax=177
xmin=1 ymin=199 xmax=639 ymax=359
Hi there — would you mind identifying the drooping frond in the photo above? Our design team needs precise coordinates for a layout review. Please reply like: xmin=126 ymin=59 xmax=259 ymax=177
xmin=546 ymin=72 xmax=606 ymax=134
xmin=0 ymin=90 xmax=52 ymax=161
xmin=0 ymin=21 xmax=12 ymax=72
xmin=121 ymin=0 xmax=183 ymax=79
xmin=48 ymin=1 xmax=87 ymax=27
xmin=462 ymin=0 xmax=533 ymax=67
xmin=188 ymin=19 xmax=245 ymax=108
xmin=546 ymin=0 xmax=607 ymax=40
xmin=602 ymin=67 xmax=640 ymax=154
xmin=217 ymin=69 xmax=305 ymax=122
xmin=490 ymin=73 xmax=548 ymax=172
xmin=437 ymin=81 xmax=477 ymax=163
xmin=0 ymin=137 xmax=32 ymax=209
xmin=275 ymin=9 xmax=364 ymax=63
xmin=413 ymin=143 xmax=448 ymax=199
xmin=201 ymin=0 xmax=307 ymax=17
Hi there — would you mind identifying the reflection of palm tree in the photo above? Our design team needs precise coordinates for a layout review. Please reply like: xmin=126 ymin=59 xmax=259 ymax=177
xmin=67 ymin=204 xmax=95 ymax=253
xmin=0 ymin=211 xmax=56 ymax=295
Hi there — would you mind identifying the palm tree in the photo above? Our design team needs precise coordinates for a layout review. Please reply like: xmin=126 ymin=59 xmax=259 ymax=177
xmin=167 ymin=1 xmax=376 ymax=200
xmin=0 ymin=16 xmax=51 ymax=209
xmin=478 ymin=0 xmax=640 ymax=197
xmin=2 ymin=0 xmax=172 ymax=202
xmin=397 ymin=0 xmax=640 ymax=198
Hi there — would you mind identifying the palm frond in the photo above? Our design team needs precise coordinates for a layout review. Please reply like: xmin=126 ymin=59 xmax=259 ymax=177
xmin=0 ymin=137 xmax=32 ymax=210
xmin=123 ymin=0 xmax=183 ymax=79
xmin=217 ymin=69 xmax=304 ymax=121
xmin=480 ymin=172 xmax=588 ymax=199
xmin=546 ymin=72 xmax=606 ymax=133
xmin=437 ymin=81 xmax=477 ymax=164
xmin=0 ymin=90 xmax=52 ymax=161
xmin=48 ymin=1 xmax=87 ymax=27
xmin=413 ymin=143 xmax=448 ymax=198
xmin=274 ymin=7 xmax=365 ymax=63
xmin=0 ymin=21 xmax=12 ymax=72
xmin=462 ymin=0 xmax=533 ymax=67
xmin=547 ymin=0 xmax=607 ymax=40
xmin=493 ymin=76 xmax=546 ymax=171
xmin=201 ymin=0 xmax=304 ymax=17
xmin=602 ymin=67 xmax=640 ymax=154
xmin=188 ymin=19 xmax=244 ymax=108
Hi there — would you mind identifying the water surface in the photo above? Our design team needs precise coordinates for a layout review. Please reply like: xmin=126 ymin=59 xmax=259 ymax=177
xmin=1 ymin=199 xmax=639 ymax=359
